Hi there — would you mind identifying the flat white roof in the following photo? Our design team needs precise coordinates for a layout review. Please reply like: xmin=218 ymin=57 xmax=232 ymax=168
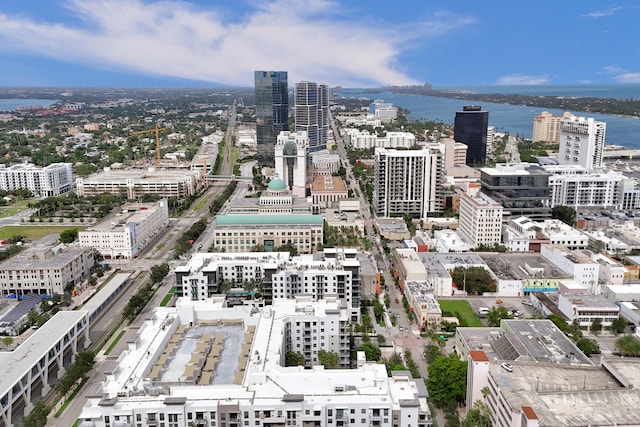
xmin=0 ymin=310 xmax=88 ymax=395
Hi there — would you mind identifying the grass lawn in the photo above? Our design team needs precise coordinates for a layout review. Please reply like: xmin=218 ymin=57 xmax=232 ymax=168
xmin=0 ymin=200 xmax=30 ymax=218
xmin=1 ymin=225 xmax=87 ymax=241
xmin=192 ymin=195 xmax=209 ymax=212
xmin=438 ymin=300 xmax=483 ymax=327
xmin=160 ymin=293 xmax=173 ymax=307
xmin=230 ymin=145 xmax=240 ymax=165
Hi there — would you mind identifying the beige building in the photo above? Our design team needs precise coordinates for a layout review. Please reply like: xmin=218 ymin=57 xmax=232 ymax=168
xmin=0 ymin=244 xmax=93 ymax=297
xmin=75 ymin=167 xmax=206 ymax=199
xmin=458 ymin=191 xmax=504 ymax=247
xmin=79 ymin=200 xmax=169 ymax=259
xmin=311 ymin=175 xmax=348 ymax=208
xmin=532 ymin=111 xmax=572 ymax=143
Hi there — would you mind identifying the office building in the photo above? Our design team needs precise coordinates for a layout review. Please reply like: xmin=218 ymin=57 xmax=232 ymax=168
xmin=0 ymin=163 xmax=73 ymax=197
xmin=343 ymin=129 xmax=416 ymax=150
xmin=540 ymin=244 xmax=600 ymax=293
xmin=175 ymin=249 xmax=360 ymax=319
xmin=369 ymin=99 xmax=398 ymax=122
xmin=0 ymin=243 xmax=93 ymax=297
xmin=458 ymin=191 xmax=504 ymax=247
xmin=274 ymin=131 xmax=308 ymax=197
xmin=75 ymin=168 xmax=206 ymax=199
xmin=480 ymin=163 xmax=552 ymax=220
xmin=532 ymin=111 xmax=572 ymax=143
xmin=295 ymin=81 xmax=329 ymax=152
xmin=78 ymin=297 xmax=432 ymax=427
xmin=454 ymin=106 xmax=489 ymax=166
xmin=559 ymin=115 xmax=606 ymax=169
xmin=373 ymin=147 xmax=444 ymax=218
xmin=255 ymin=71 xmax=289 ymax=166
xmin=78 ymin=200 xmax=169 ymax=260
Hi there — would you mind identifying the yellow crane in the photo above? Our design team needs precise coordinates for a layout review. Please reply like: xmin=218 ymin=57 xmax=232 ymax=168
xmin=130 ymin=123 xmax=166 ymax=168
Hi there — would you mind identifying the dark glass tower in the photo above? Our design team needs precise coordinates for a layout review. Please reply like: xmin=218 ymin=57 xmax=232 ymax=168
xmin=255 ymin=71 xmax=289 ymax=167
xmin=454 ymin=105 xmax=489 ymax=166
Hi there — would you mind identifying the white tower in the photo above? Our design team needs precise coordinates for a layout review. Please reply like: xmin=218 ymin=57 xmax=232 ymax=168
xmin=275 ymin=131 xmax=309 ymax=197
xmin=559 ymin=115 xmax=606 ymax=170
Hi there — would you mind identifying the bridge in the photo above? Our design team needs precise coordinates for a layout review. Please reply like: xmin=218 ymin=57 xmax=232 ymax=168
xmin=603 ymin=149 xmax=640 ymax=159
xmin=206 ymin=174 xmax=253 ymax=182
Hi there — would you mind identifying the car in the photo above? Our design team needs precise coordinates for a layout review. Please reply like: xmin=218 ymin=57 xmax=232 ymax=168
xmin=439 ymin=335 xmax=448 ymax=341
xmin=399 ymin=326 xmax=405 ymax=332
xmin=501 ymin=362 xmax=513 ymax=372
xmin=496 ymin=298 xmax=504 ymax=304
xmin=395 ymin=298 xmax=399 ymax=304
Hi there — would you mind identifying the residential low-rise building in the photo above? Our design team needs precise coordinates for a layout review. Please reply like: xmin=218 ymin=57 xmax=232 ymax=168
xmin=79 ymin=200 xmax=169 ymax=260
xmin=404 ymin=281 xmax=442 ymax=330
xmin=540 ymin=244 xmax=600 ymax=294
xmin=0 ymin=243 xmax=93 ymax=297
xmin=557 ymin=292 xmax=620 ymax=330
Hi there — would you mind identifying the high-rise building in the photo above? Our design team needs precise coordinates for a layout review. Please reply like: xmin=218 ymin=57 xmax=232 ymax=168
xmin=275 ymin=130 xmax=308 ymax=197
xmin=454 ymin=106 xmax=489 ymax=166
xmin=457 ymin=191 xmax=504 ymax=247
xmin=295 ymin=81 xmax=329 ymax=152
xmin=532 ymin=111 xmax=572 ymax=143
xmin=559 ymin=115 xmax=606 ymax=170
xmin=255 ymin=71 xmax=289 ymax=166
xmin=373 ymin=147 xmax=443 ymax=218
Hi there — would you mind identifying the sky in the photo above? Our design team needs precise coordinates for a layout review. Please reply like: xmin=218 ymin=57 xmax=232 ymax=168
xmin=0 ymin=0 xmax=639 ymax=88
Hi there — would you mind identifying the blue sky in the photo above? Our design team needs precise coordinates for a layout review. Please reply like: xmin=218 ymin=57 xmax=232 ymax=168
xmin=0 ymin=0 xmax=639 ymax=88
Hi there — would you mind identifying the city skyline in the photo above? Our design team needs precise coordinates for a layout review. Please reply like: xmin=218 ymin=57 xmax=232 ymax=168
xmin=0 ymin=0 xmax=639 ymax=88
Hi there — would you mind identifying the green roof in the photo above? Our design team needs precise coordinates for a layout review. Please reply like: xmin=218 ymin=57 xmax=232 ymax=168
xmin=268 ymin=178 xmax=286 ymax=191
xmin=215 ymin=214 xmax=324 ymax=226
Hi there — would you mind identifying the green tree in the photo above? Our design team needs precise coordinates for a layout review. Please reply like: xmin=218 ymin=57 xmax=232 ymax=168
xmin=22 ymin=401 xmax=50 ymax=427
xmin=2 ymin=337 xmax=13 ymax=347
xmin=285 ymin=351 xmax=305 ymax=366
xmin=426 ymin=353 xmax=467 ymax=407
xmin=615 ymin=335 xmax=640 ymax=357
xmin=486 ymin=306 xmax=513 ymax=327
xmin=611 ymin=317 xmax=627 ymax=334
xmin=551 ymin=205 xmax=577 ymax=226
xmin=355 ymin=342 xmax=382 ymax=361
xmin=318 ymin=349 xmax=339 ymax=368
xmin=150 ymin=263 xmax=170 ymax=284
xmin=59 ymin=228 xmax=79 ymax=243
xmin=591 ymin=318 xmax=603 ymax=335
xmin=463 ymin=401 xmax=492 ymax=427
xmin=575 ymin=338 xmax=600 ymax=356
xmin=423 ymin=344 xmax=442 ymax=364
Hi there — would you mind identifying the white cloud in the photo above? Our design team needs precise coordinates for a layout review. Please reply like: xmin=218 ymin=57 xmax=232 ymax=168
xmin=494 ymin=74 xmax=550 ymax=85
xmin=603 ymin=65 xmax=626 ymax=74
xmin=0 ymin=0 xmax=472 ymax=87
xmin=581 ymin=6 xmax=622 ymax=18
xmin=614 ymin=73 xmax=640 ymax=83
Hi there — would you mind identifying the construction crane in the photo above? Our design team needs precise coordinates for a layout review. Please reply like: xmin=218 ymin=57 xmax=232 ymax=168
xmin=130 ymin=123 xmax=166 ymax=168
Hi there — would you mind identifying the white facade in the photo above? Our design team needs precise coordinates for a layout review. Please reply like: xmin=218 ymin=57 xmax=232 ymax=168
xmin=373 ymin=147 xmax=443 ymax=218
xmin=311 ymin=152 xmax=341 ymax=174
xmin=344 ymin=129 xmax=416 ymax=149
xmin=558 ymin=115 xmax=606 ymax=169
xmin=557 ymin=293 xmax=619 ymax=330
xmin=175 ymin=250 xmax=361 ymax=320
xmin=502 ymin=216 xmax=537 ymax=252
xmin=0 ymin=163 xmax=73 ymax=197
xmin=75 ymin=167 xmax=206 ymax=199
xmin=78 ymin=200 xmax=169 ymax=260
xmin=0 ymin=244 xmax=93 ymax=297
xmin=78 ymin=298 xmax=432 ymax=427
xmin=536 ymin=219 xmax=589 ymax=249
xmin=592 ymin=253 xmax=626 ymax=287
xmin=540 ymin=245 xmax=600 ymax=294
xmin=275 ymin=131 xmax=308 ymax=197
xmin=458 ymin=191 xmax=504 ymax=247
xmin=546 ymin=166 xmax=629 ymax=209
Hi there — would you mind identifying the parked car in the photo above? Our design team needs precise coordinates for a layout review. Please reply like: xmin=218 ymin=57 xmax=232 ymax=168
xmin=496 ymin=298 xmax=504 ymax=304
xmin=501 ymin=362 xmax=513 ymax=372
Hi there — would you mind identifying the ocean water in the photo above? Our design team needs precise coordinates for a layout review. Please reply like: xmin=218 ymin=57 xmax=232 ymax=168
xmin=0 ymin=99 xmax=58 ymax=111
xmin=342 ymin=85 xmax=640 ymax=149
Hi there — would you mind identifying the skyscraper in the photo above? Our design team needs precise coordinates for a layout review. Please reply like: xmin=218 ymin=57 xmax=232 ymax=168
xmin=559 ymin=115 xmax=606 ymax=170
xmin=295 ymin=81 xmax=329 ymax=152
xmin=454 ymin=106 xmax=489 ymax=166
xmin=255 ymin=71 xmax=289 ymax=166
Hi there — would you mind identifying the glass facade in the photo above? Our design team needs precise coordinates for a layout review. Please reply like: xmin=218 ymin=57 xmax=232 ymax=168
xmin=454 ymin=106 xmax=489 ymax=166
xmin=295 ymin=81 xmax=329 ymax=152
xmin=255 ymin=71 xmax=289 ymax=167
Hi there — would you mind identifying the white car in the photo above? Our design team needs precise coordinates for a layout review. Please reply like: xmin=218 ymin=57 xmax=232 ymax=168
xmin=501 ymin=362 xmax=513 ymax=372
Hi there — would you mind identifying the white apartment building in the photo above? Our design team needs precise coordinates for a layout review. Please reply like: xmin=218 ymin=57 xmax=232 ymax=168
xmin=532 ymin=111 xmax=572 ymax=143
xmin=558 ymin=115 xmax=606 ymax=169
xmin=502 ymin=216 xmax=538 ymax=251
xmin=0 ymin=244 xmax=93 ymax=297
xmin=0 ymin=163 xmax=73 ymax=197
xmin=343 ymin=129 xmax=416 ymax=150
xmin=536 ymin=219 xmax=589 ymax=249
xmin=76 ymin=167 xmax=206 ymax=199
xmin=311 ymin=152 xmax=341 ymax=174
xmin=78 ymin=200 xmax=169 ymax=259
xmin=369 ymin=99 xmax=398 ymax=122
xmin=592 ymin=252 xmax=626 ymax=286
xmin=373 ymin=147 xmax=443 ymax=218
xmin=275 ymin=131 xmax=308 ymax=197
xmin=425 ymin=139 xmax=468 ymax=171
xmin=557 ymin=293 xmax=620 ymax=330
xmin=78 ymin=298 xmax=432 ymax=427
xmin=544 ymin=165 xmax=631 ymax=209
xmin=540 ymin=244 xmax=600 ymax=294
xmin=458 ymin=191 xmax=504 ymax=247
xmin=175 ymin=250 xmax=361 ymax=320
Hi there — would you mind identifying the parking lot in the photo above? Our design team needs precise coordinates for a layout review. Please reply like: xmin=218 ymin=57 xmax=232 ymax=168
xmin=454 ymin=295 xmax=539 ymax=320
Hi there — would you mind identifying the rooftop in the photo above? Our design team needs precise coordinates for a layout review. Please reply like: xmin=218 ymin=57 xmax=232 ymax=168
xmin=215 ymin=214 xmax=323 ymax=226
xmin=0 ymin=243 xmax=91 ymax=271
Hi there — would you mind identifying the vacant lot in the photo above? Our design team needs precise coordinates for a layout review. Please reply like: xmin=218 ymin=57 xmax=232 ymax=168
xmin=438 ymin=300 xmax=483 ymax=327
xmin=1 ymin=225 xmax=87 ymax=241
xmin=0 ymin=200 xmax=30 ymax=218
